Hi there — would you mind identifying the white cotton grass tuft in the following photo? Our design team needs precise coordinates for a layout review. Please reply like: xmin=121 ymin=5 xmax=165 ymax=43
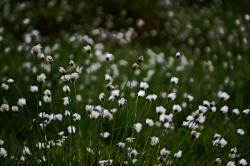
xmin=150 ymin=136 xmax=160 ymax=146
xmin=134 ymin=123 xmax=143 ymax=133
xmin=17 ymin=98 xmax=27 ymax=107
xmin=170 ymin=77 xmax=179 ymax=85
xmin=0 ymin=148 xmax=7 ymax=158
xmin=237 ymin=128 xmax=245 ymax=136
xmin=173 ymin=150 xmax=182 ymax=159
xmin=67 ymin=125 xmax=76 ymax=134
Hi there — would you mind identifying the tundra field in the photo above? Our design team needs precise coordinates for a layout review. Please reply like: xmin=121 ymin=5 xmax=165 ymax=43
xmin=0 ymin=0 xmax=250 ymax=165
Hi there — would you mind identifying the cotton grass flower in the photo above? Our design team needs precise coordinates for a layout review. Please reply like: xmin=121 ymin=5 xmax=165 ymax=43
xmin=134 ymin=123 xmax=143 ymax=133
xmin=18 ymin=98 xmax=27 ymax=107
xmin=0 ymin=148 xmax=7 ymax=158
xmin=173 ymin=150 xmax=182 ymax=159
xmin=67 ymin=125 xmax=76 ymax=134
xmin=171 ymin=77 xmax=179 ymax=85
xmin=239 ymin=159 xmax=248 ymax=166
xmin=237 ymin=128 xmax=245 ymax=136
xmin=150 ymin=136 xmax=159 ymax=146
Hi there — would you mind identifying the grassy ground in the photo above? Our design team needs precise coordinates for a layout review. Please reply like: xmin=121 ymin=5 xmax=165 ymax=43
xmin=0 ymin=0 xmax=250 ymax=165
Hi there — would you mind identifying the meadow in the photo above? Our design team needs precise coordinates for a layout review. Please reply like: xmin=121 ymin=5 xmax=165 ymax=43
xmin=0 ymin=0 xmax=250 ymax=165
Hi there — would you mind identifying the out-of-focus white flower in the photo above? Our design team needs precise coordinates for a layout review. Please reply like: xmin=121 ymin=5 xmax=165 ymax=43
xmin=146 ymin=94 xmax=157 ymax=101
xmin=111 ymin=89 xmax=120 ymax=98
xmin=232 ymin=109 xmax=240 ymax=115
xmin=54 ymin=114 xmax=63 ymax=121
xmin=220 ymin=105 xmax=229 ymax=114
xmin=1 ymin=83 xmax=9 ymax=91
xmin=100 ymin=132 xmax=110 ymax=138
xmin=18 ymin=98 xmax=27 ymax=107
xmin=175 ymin=52 xmax=182 ymax=58
xmin=99 ymin=92 xmax=105 ymax=102
xmin=214 ymin=158 xmax=222 ymax=165
xmin=37 ymin=73 xmax=46 ymax=83
xmin=67 ymin=125 xmax=76 ymax=134
xmin=30 ymin=85 xmax=38 ymax=93
xmin=64 ymin=110 xmax=71 ymax=117
xmin=83 ymin=45 xmax=91 ymax=54
xmin=171 ymin=77 xmax=179 ymax=85
xmin=31 ymin=44 xmax=42 ymax=56
xmin=227 ymin=161 xmax=235 ymax=166
xmin=239 ymin=158 xmax=248 ymax=166
xmin=134 ymin=123 xmax=143 ymax=133
xmin=243 ymin=109 xmax=249 ymax=115
xmin=150 ymin=136 xmax=159 ymax=146
xmin=6 ymin=78 xmax=14 ymax=84
xmin=140 ymin=82 xmax=149 ymax=90
xmin=0 ymin=140 xmax=4 ymax=145
xmin=62 ymin=85 xmax=70 ymax=93
xmin=99 ymin=160 xmax=113 ymax=166
xmin=137 ymin=90 xmax=145 ymax=98
xmin=105 ymin=53 xmax=113 ymax=61
xmin=174 ymin=150 xmax=182 ymax=159
xmin=145 ymin=118 xmax=154 ymax=127
xmin=117 ymin=142 xmax=126 ymax=149
xmin=62 ymin=97 xmax=70 ymax=106
xmin=128 ymin=149 xmax=139 ymax=158
xmin=173 ymin=104 xmax=182 ymax=113
xmin=167 ymin=92 xmax=176 ymax=101
xmin=217 ymin=91 xmax=230 ymax=101
xmin=156 ymin=106 xmax=166 ymax=115
xmin=118 ymin=98 xmax=126 ymax=107
xmin=0 ymin=148 xmax=7 ymax=157
xmin=237 ymin=128 xmax=245 ymax=136
xmin=191 ymin=130 xmax=201 ymax=139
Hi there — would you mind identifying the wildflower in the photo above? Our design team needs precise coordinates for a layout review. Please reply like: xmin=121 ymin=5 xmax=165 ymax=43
xmin=105 ymin=74 xmax=113 ymax=83
xmin=227 ymin=161 xmax=235 ymax=166
xmin=229 ymin=147 xmax=237 ymax=159
xmin=232 ymin=109 xmax=240 ymax=115
xmin=237 ymin=129 xmax=245 ymax=136
xmin=173 ymin=150 xmax=182 ymax=159
xmin=62 ymin=85 xmax=70 ymax=93
xmin=185 ymin=94 xmax=194 ymax=102
xmin=18 ymin=98 xmax=27 ymax=107
xmin=214 ymin=158 xmax=222 ymax=165
xmin=137 ymin=56 xmax=144 ymax=64
xmin=118 ymin=98 xmax=126 ymax=107
xmin=137 ymin=90 xmax=145 ymax=98
xmin=105 ymin=53 xmax=113 ymax=61
xmin=145 ymin=118 xmax=154 ymax=127
xmin=191 ymin=130 xmax=201 ymax=139
xmin=111 ymin=89 xmax=120 ymax=98
xmin=170 ymin=77 xmax=179 ymax=85
xmin=43 ymin=95 xmax=52 ymax=104
xmin=72 ymin=113 xmax=81 ymax=121
xmin=83 ymin=45 xmax=91 ymax=54
xmin=0 ymin=140 xmax=4 ymax=145
xmin=31 ymin=44 xmax=42 ymax=56
xmin=128 ymin=149 xmax=139 ymax=158
xmin=67 ymin=125 xmax=76 ymax=134
xmin=173 ymin=104 xmax=182 ymax=113
xmin=167 ymin=92 xmax=176 ymax=101
xmin=1 ymin=104 xmax=10 ymax=112
xmin=70 ymin=72 xmax=79 ymax=81
xmin=37 ymin=73 xmax=46 ymax=83
xmin=22 ymin=146 xmax=31 ymax=155
xmin=220 ymin=105 xmax=229 ymax=114
xmin=62 ymin=97 xmax=70 ymax=106
xmin=102 ymin=109 xmax=113 ymax=121
xmin=99 ymin=92 xmax=105 ymax=102
xmin=150 ymin=136 xmax=160 ymax=146
xmin=217 ymin=91 xmax=230 ymax=101
xmin=117 ymin=142 xmax=126 ymax=149
xmin=239 ymin=159 xmax=248 ymax=166
xmin=140 ymin=82 xmax=149 ymax=90
xmin=30 ymin=85 xmax=38 ymax=93
xmin=132 ymin=63 xmax=139 ymax=71
xmin=6 ymin=78 xmax=14 ymax=84
xmin=203 ymin=100 xmax=210 ymax=108
xmin=54 ymin=114 xmax=63 ymax=121
xmin=134 ymin=123 xmax=143 ymax=133
xmin=146 ymin=94 xmax=157 ymax=101
xmin=59 ymin=67 xmax=66 ymax=74
xmin=0 ymin=148 xmax=7 ymax=158
xmin=1 ymin=83 xmax=9 ymax=91
xmin=64 ymin=110 xmax=71 ymax=117
xmin=100 ymin=132 xmax=110 ymax=139
xmin=156 ymin=106 xmax=166 ymax=115
xmin=175 ymin=52 xmax=182 ymax=58
xmin=242 ymin=109 xmax=249 ymax=114
xmin=99 ymin=160 xmax=113 ymax=166
xmin=46 ymin=55 xmax=53 ymax=64
xmin=160 ymin=148 xmax=170 ymax=158
xmin=126 ymin=137 xmax=136 ymax=143
xmin=89 ymin=110 xmax=100 ymax=119
xmin=69 ymin=60 xmax=75 ymax=67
